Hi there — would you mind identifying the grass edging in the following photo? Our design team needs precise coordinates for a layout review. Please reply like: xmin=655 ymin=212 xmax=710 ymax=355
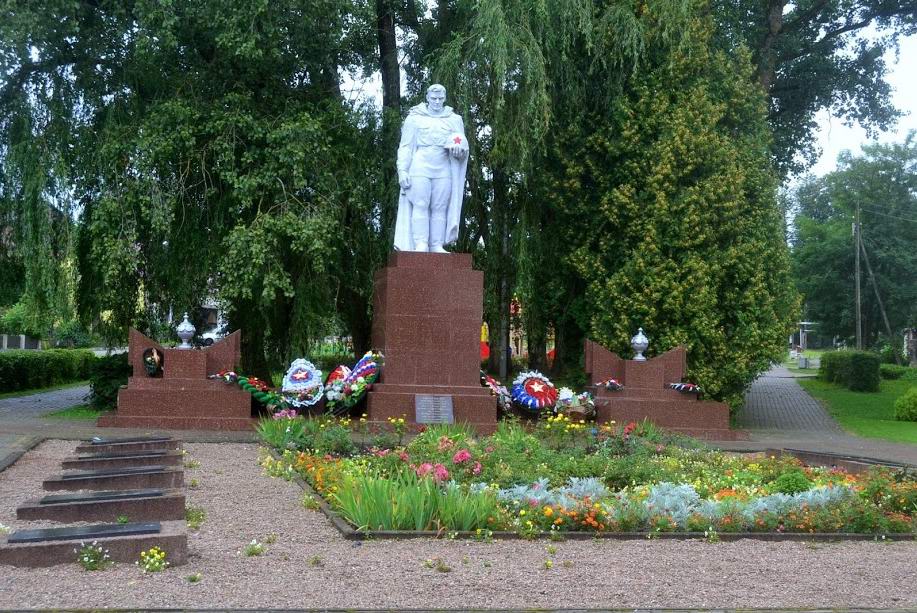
xmin=268 ymin=448 xmax=917 ymax=543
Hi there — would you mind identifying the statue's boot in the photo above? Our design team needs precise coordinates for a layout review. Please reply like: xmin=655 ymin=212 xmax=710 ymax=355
xmin=412 ymin=204 xmax=431 ymax=252
xmin=430 ymin=212 xmax=448 ymax=253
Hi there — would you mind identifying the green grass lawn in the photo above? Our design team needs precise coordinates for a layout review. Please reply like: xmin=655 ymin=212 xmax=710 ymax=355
xmin=0 ymin=379 xmax=89 ymax=400
xmin=798 ymin=377 xmax=917 ymax=444
xmin=43 ymin=404 xmax=108 ymax=421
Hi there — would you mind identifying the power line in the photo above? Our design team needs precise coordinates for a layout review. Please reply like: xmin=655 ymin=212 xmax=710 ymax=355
xmin=860 ymin=207 xmax=917 ymax=224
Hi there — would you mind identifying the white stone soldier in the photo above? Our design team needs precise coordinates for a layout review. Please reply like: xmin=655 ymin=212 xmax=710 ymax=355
xmin=392 ymin=84 xmax=469 ymax=252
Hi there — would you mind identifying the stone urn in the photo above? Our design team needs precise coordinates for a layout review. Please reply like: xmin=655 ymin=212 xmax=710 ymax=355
xmin=631 ymin=327 xmax=649 ymax=361
xmin=176 ymin=313 xmax=196 ymax=350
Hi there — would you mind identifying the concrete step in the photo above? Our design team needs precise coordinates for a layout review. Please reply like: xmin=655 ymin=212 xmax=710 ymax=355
xmin=17 ymin=489 xmax=185 ymax=522
xmin=74 ymin=437 xmax=181 ymax=455
xmin=43 ymin=466 xmax=184 ymax=491
xmin=0 ymin=520 xmax=187 ymax=567
xmin=96 ymin=414 xmax=256 ymax=431
xmin=62 ymin=450 xmax=183 ymax=471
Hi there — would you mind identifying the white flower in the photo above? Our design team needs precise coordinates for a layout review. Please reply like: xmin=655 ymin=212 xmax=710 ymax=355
xmin=558 ymin=387 xmax=574 ymax=401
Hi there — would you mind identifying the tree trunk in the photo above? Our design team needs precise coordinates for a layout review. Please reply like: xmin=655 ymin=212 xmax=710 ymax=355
xmin=376 ymin=0 xmax=400 ymax=114
xmin=337 ymin=286 xmax=372 ymax=358
xmin=756 ymin=0 xmax=786 ymax=92
xmin=551 ymin=314 xmax=585 ymax=378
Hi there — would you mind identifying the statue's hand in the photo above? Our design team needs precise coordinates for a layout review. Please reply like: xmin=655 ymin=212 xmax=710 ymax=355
xmin=399 ymin=172 xmax=411 ymax=190
xmin=448 ymin=145 xmax=467 ymax=160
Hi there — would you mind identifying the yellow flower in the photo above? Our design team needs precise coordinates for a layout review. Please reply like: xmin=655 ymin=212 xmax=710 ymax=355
xmin=543 ymin=506 xmax=554 ymax=517
xmin=519 ymin=509 xmax=527 ymax=516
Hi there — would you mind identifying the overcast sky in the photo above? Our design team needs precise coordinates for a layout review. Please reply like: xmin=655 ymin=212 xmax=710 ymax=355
xmin=809 ymin=34 xmax=917 ymax=177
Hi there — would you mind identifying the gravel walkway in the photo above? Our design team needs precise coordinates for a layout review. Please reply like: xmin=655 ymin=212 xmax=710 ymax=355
xmin=1 ymin=441 xmax=916 ymax=609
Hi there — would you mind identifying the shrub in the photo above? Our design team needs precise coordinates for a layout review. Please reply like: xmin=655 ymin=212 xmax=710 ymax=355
xmin=848 ymin=352 xmax=880 ymax=392
xmin=53 ymin=321 xmax=94 ymax=348
xmin=88 ymin=353 xmax=130 ymax=409
xmin=894 ymin=388 xmax=917 ymax=422
xmin=0 ymin=349 xmax=96 ymax=393
xmin=0 ymin=302 xmax=44 ymax=337
xmin=819 ymin=351 xmax=849 ymax=384
xmin=880 ymin=364 xmax=909 ymax=380
xmin=819 ymin=351 xmax=880 ymax=392
xmin=770 ymin=470 xmax=813 ymax=494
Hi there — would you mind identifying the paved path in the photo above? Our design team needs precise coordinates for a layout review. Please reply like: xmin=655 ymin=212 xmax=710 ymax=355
xmin=736 ymin=365 xmax=842 ymax=432
xmin=0 ymin=385 xmax=90 ymax=420
xmin=715 ymin=364 xmax=917 ymax=466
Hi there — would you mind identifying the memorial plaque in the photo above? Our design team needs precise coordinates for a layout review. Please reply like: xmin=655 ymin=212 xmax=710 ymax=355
xmin=77 ymin=450 xmax=167 ymax=460
xmin=61 ymin=465 xmax=167 ymax=480
xmin=90 ymin=436 xmax=171 ymax=445
xmin=8 ymin=522 xmax=161 ymax=544
xmin=39 ymin=489 xmax=165 ymax=505
xmin=415 ymin=394 xmax=454 ymax=424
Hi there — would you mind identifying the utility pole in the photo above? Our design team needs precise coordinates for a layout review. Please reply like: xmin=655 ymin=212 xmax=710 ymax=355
xmin=854 ymin=202 xmax=862 ymax=350
xmin=860 ymin=237 xmax=901 ymax=364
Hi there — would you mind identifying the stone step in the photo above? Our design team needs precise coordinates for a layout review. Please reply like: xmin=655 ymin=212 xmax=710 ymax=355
xmin=0 ymin=520 xmax=187 ymax=567
xmin=74 ymin=438 xmax=181 ymax=455
xmin=96 ymin=414 xmax=256 ymax=431
xmin=17 ymin=489 xmax=185 ymax=522
xmin=43 ymin=466 xmax=183 ymax=491
xmin=62 ymin=450 xmax=183 ymax=471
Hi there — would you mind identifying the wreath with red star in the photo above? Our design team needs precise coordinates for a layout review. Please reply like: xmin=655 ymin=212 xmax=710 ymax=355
xmin=511 ymin=370 xmax=558 ymax=412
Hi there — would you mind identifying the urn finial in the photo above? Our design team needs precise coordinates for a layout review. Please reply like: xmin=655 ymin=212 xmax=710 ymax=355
xmin=176 ymin=312 xmax=196 ymax=350
xmin=631 ymin=327 xmax=649 ymax=361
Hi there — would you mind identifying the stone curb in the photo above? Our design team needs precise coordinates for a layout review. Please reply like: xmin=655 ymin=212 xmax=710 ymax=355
xmin=0 ymin=435 xmax=42 ymax=474
xmin=268 ymin=449 xmax=917 ymax=543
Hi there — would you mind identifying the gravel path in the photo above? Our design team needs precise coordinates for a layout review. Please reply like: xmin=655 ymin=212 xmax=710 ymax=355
xmin=1 ymin=441 xmax=916 ymax=610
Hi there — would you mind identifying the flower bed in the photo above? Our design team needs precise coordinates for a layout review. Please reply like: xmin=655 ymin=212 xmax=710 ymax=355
xmin=258 ymin=418 xmax=917 ymax=538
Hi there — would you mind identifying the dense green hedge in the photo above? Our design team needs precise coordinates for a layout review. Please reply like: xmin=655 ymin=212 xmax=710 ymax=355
xmin=88 ymin=352 xmax=131 ymax=409
xmin=894 ymin=388 xmax=917 ymax=422
xmin=880 ymin=363 xmax=917 ymax=381
xmin=819 ymin=351 xmax=880 ymax=392
xmin=0 ymin=349 xmax=95 ymax=393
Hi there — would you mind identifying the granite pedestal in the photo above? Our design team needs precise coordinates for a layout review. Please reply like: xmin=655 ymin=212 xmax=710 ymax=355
xmin=367 ymin=252 xmax=496 ymax=433
xmin=97 ymin=329 xmax=256 ymax=431
xmin=585 ymin=341 xmax=741 ymax=440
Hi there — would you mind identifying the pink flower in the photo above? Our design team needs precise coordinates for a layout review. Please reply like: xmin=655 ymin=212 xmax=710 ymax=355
xmin=437 ymin=436 xmax=455 ymax=452
xmin=432 ymin=463 xmax=450 ymax=482
xmin=452 ymin=449 xmax=472 ymax=464
xmin=415 ymin=462 xmax=434 ymax=477
xmin=472 ymin=461 xmax=482 ymax=475
xmin=398 ymin=451 xmax=410 ymax=462
xmin=373 ymin=448 xmax=390 ymax=458
xmin=485 ymin=446 xmax=495 ymax=453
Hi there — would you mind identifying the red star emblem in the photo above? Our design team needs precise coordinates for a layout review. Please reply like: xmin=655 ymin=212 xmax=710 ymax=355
xmin=453 ymin=136 xmax=462 ymax=144
xmin=292 ymin=370 xmax=311 ymax=381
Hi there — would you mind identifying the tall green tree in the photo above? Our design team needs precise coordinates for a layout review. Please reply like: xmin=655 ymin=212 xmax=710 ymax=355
xmin=791 ymin=135 xmax=917 ymax=345
xmin=712 ymin=0 xmax=916 ymax=177
xmin=554 ymin=13 xmax=798 ymax=407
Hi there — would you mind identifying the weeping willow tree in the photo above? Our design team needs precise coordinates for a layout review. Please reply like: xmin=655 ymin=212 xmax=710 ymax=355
xmin=1 ymin=0 xmax=386 ymax=374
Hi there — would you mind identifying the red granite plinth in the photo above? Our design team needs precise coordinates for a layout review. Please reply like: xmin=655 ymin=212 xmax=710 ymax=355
xmin=585 ymin=341 xmax=741 ymax=441
xmin=61 ymin=451 xmax=183 ymax=471
xmin=42 ymin=467 xmax=184 ymax=492
xmin=0 ymin=521 xmax=187 ymax=568
xmin=74 ymin=439 xmax=181 ymax=455
xmin=17 ymin=491 xmax=185 ymax=523
xmin=366 ymin=252 xmax=497 ymax=433
xmin=99 ymin=329 xmax=256 ymax=431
